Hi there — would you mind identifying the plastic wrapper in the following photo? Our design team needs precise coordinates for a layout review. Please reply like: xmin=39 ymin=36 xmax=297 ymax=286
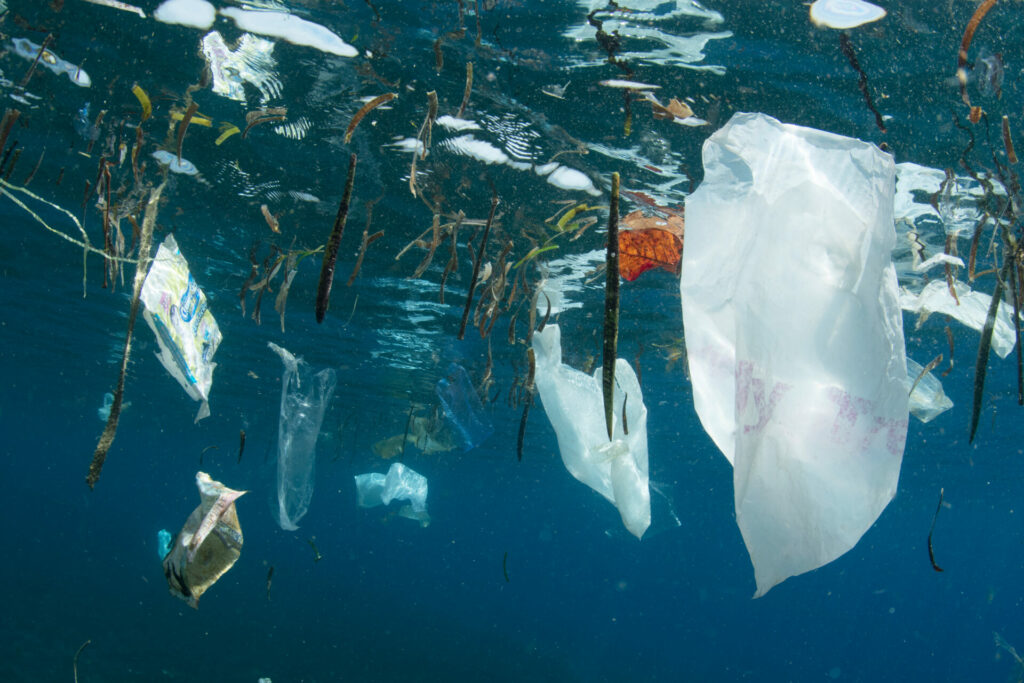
xmin=354 ymin=462 xmax=430 ymax=525
xmin=681 ymin=112 xmax=909 ymax=596
xmin=268 ymin=342 xmax=336 ymax=531
xmin=900 ymin=279 xmax=1016 ymax=359
xmin=906 ymin=358 xmax=953 ymax=423
xmin=531 ymin=324 xmax=650 ymax=540
xmin=436 ymin=363 xmax=493 ymax=452
xmin=162 ymin=472 xmax=246 ymax=609
xmin=140 ymin=234 xmax=222 ymax=421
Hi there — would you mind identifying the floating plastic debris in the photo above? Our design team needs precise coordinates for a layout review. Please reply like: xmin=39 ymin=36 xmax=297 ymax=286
xmin=436 ymin=115 xmax=482 ymax=131
xmin=9 ymin=38 xmax=90 ymax=87
xmin=140 ymin=234 xmax=222 ymax=420
xmin=202 ymin=31 xmax=281 ymax=104
xmin=809 ymin=0 xmax=886 ymax=30
xmin=532 ymin=324 xmax=651 ymax=539
xmin=682 ymin=112 xmax=908 ymax=596
xmin=151 ymin=149 xmax=198 ymax=175
xmin=83 ymin=0 xmax=146 ymax=19
xmin=157 ymin=528 xmax=173 ymax=560
xmin=906 ymin=358 xmax=953 ymax=423
xmin=354 ymin=462 xmax=430 ymax=526
xmin=268 ymin=342 xmax=336 ymax=531
xmin=154 ymin=0 xmax=216 ymax=29
xmin=219 ymin=8 xmax=358 ymax=57
xmin=900 ymin=280 xmax=1017 ymax=359
xmin=436 ymin=363 xmax=493 ymax=452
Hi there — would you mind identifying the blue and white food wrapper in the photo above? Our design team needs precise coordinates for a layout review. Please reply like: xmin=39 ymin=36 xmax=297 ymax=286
xmin=141 ymin=234 xmax=222 ymax=421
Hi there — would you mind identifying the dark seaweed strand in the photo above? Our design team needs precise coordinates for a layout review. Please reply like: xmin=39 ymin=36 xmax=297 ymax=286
xmin=401 ymin=400 xmax=416 ymax=459
xmin=458 ymin=193 xmax=499 ymax=340
xmin=237 ymin=429 xmax=247 ymax=464
xmin=0 ymin=109 xmax=20 ymax=159
xmin=969 ymin=255 xmax=1011 ymax=442
xmin=73 ymin=639 xmax=91 ymax=683
xmin=517 ymin=348 xmax=536 ymax=462
xmin=22 ymin=147 xmax=44 ymax=186
xmin=838 ymin=33 xmax=886 ymax=134
xmin=316 ymin=153 xmax=358 ymax=323
xmin=927 ymin=488 xmax=945 ymax=572
xmin=1011 ymin=257 xmax=1024 ymax=405
xmin=87 ymin=182 xmax=164 ymax=489
xmin=502 ymin=551 xmax=510 ymax=583
xmin=602 ymin=172 xmax=621 ymax=441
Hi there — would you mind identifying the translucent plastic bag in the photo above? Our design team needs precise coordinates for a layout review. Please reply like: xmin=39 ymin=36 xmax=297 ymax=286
xmin=436 ymin=362 xmax=493 ymax=452
xmin=532 ymin=324 xmax=650 ymax=539
xmin=681 ymin=113 xmax=909 ymax=596
xmin=268 ymin=343 xmax=336 ymax=530
xmin=354 ymin=462 xmax=430 ymax=525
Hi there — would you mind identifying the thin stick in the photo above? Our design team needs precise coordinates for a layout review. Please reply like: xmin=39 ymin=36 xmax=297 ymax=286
xmin=86 ymin=182 xmax=164 ymax=489
xmin=602 ymin=172 xmax=620 ymax=440
xmin=344 ymin=93 xmax=396 ymax=144
xmin=457 ymin=62 xmax=473 ymax=118
xmin=316 ymin=153 xmax=358 ymax=323
xmin=73 ymin=639 xmax=92 ymax=683
xmin=458 ymin=193 xmax=498 ymax=340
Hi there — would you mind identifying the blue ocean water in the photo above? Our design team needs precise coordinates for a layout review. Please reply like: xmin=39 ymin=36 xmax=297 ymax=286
xmin=1 ymin=0 xmax=1024 ymax=681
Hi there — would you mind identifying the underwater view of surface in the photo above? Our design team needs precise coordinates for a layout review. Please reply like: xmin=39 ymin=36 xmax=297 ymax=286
xmin=2 ymin=0 xmax=1024 ymax=680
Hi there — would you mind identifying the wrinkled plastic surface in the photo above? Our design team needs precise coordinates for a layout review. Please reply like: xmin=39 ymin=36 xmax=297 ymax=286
xmin=901 ymin=279 xmax=1016 ymax=358
xmin=140 ymin=234 xmax=222 ymax=421
xmin=906 ymin=358 xmax=953 ymax=423
xmin=162 ymin=472 xmax=246 ymax=609
xmin=532 ymin=324 xmax=650 ymax=539
xmin=157 ymin=528 xmax=172 ymax=560
xmin=682 ymin=112 xmax=909 ymax=596
xmin=268 ymin=342 xmax=336 ymax=531
xmin=354 ymin=462 xmax=430 ymax=525
xmin=436 ymin=363 xmax=493 ymax=452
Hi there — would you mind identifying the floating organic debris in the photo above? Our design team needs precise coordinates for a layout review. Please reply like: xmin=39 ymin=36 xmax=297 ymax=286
xmin=237 ymin=429 xmax=247 ymax=464
xmin=956 ymin=0 xmax=998 ymax=124
xmin=243 ymin=107 xmax=288 ymax=139
xmin=410 ymin=91 xmax=438 ymax=197
xmin=260 ymin=204 xmax=280 ymax=233
xmin=87 ymin=182 xmax=164 ymax=489
xmin=316 ymin=153 xmax=357 ymax=323
xmin=73 ymin=640 xmax=91 ymax=683
xmin=344 ymin=92 xmax=396 ymax=144
xmin=215 ymin=123 xmax=240 ymax=146
xmin=459 ymin=193 xmax=499 ymax=340
xmin=265 ymin=565 xmax=274 ymax=601
xmin=618 ymin=210 xmax=684 ymax=281
xmin=457 ymin=62 xmax=473 ymax=118
xmin=602 ymin=172 xmax=620 ymax=440
xmin=839 ymin=33 xmax=886 ymax=134
xmin=927 ymin=488 xmax=945 ymax=572
xmin=131 ymin=84 xmax=152 ymax=121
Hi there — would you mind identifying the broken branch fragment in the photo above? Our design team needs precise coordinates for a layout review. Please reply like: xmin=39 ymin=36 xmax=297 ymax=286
xmin=316 ymin=153 xmax=358 ymax=323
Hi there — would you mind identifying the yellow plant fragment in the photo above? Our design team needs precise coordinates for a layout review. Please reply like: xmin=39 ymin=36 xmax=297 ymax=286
xmin=131 ymin=84 xmax=151 ymax=121
xmin=215 ymin=124 xmax=240 ymax=146
xmin=171 ymin=110 xmax=213 ymax=127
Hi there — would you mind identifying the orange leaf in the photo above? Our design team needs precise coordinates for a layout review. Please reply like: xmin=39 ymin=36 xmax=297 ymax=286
xmin=618 ymin=225 xmax=683 ymax=282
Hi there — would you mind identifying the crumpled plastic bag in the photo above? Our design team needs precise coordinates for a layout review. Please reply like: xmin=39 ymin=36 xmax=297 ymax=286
xmin=906 ymin=358 xmax=953 ymax=423
xmin=140 ymin=234 xmax=222 ymax=421
xmin=354 ymin=462 xmax=430 ymax=525
xmin=269 ymin=342 xmax=337 ymax=531
xmin=532 ymin=324 xmax=650 ymax=540
xmin=681 ymin=112 xmax=909 ymax=596
xmin=162 ymin=472 xmax=246 ymax=609
xmin=900 ymin=279 xmax=1016 ymax=358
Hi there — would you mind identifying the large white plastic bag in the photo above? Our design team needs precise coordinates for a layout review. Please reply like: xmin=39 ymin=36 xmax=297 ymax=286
xmin=532 ymin=324 xmax=650 ymax=539
xmin=268 ymin=342 xmax=337 ymax=530
xmin=681 ymin=112 xmax=910 ymax=596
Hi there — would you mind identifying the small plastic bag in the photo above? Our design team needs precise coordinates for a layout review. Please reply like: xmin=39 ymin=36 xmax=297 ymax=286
xmin=906 ymin=358 xmax=953 ymax=423
xmin=268 ymin=343 xmax=337 ymax=531
xmin=681 ymin=113 xmax=909 ymax=596
xmin=140 ymin=234 xmax=222 ymax=421
xmin=354 ymin=462 xmax=430 ymax=525
xmin=532 ymin=324 xmax=650 ymax=540
xmin=162 ymin=472 xmax=246 ymax=609
xmin=436 ymin=362 xmax=493 ymax=452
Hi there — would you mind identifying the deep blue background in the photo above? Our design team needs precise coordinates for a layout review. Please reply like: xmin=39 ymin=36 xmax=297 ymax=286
xmin=2 ymin=0 xmax=1024 ymax=681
